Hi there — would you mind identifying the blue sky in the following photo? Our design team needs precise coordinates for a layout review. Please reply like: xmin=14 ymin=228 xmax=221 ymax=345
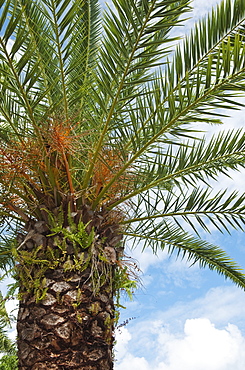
xmin=1 ymin=0 xmax=245 ymax=369
xmin=115 ymin=233 xmax=245 ymax=369
xmin=112 ymin=0 xmax=245 ymax=369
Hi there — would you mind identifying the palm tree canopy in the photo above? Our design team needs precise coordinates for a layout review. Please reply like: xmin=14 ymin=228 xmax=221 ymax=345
xmin=1 ymin=0 xmax=245 ymax=292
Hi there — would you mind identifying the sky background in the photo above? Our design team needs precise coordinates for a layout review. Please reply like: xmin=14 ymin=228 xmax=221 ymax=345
xmin=111 ymin=0 xmax=245 ymax=369
xmin=1 ymin=0 xmax=245 ymax=369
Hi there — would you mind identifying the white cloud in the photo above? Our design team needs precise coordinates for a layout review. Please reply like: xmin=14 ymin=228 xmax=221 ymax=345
xmin=125 ymin=244 xmax=204 ymax=292
xmin=155 ymin=286 xmax=245 ymax=331
xmin=127 ymin=245 xmax=168 ymax=274
xmin=115 ymin=327 xmax=132 ymax=362
xmin=115 ymin=353 xmax=151 ymax=370
xmin=6 ymin=39 xmax=22 ymax=62
xmin=189 ymin=286 xmax=245 ymax=326
xmin=5 ymin=298 xmax=18 ymax=318
xmin=192 ymin=0 xmax=221 ymax=19
xmin=126 ymin=241 xmax=210 ymax=292
xmin=115 ymin=286 xmax=245 ymax=370
xmin=155 ymin=318 xmax=245 ymax=370
xmin=115 ymin=318 xmax=245 ymax=370
xmin=115 ymin=327 xmax=152 ymax=370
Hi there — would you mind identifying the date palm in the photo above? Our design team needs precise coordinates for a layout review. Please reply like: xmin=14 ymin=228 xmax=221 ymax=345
xmin=1 ymin=0 xmax=245 ymax=368
xmin=0 ymin=293 xmax=16 ymax=357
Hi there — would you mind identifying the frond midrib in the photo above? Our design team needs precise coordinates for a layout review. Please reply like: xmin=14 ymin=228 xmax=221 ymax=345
xmin=82 ymin=0 xmax=160 ymax=189
xmin=96 ymin=63 xmax=245 ymax=207
xmin=122 ymin=209 xmax=245 ymax=225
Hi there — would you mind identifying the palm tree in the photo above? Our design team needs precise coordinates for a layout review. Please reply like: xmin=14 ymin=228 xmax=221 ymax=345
xmin=0 ymin=355 xmax=18 ymax=370
xmin=1 ymin=0 xmax=245 ymax=368
xmin=0 ymin=293 xmax=17 ymax=363
xmin=0 ymin=295 xmax=17 ymax=370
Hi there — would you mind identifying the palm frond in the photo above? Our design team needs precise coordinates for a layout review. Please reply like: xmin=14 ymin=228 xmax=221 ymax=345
xmin=107 ymin=129 xmax=245 ymax=208
xmin=66 ymin=0 xmax=100 ymax=110
xmin=0 ymin=293 xmax=16 ymax=355
xmin=1 ymin=0 xmax=245 ymax=294
xmin=124 ymin=223 xmax=245 ymax=290
xmin=0 ymin=221 xmax=17 ymax=271
xmin=90 ymin=0 xmax=245 ymax=205
xmin=0 ymin=0 xmax=101 ymax=127
xmin=83 ymin=0 xmax=191 ymax=188
xmin=124 ymin=187 xmax=245 ymax=236
xmin=174 ymin=0 xmax=245 ymax=81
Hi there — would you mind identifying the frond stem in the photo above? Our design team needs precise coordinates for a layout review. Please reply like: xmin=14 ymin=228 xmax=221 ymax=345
xmin=124 ymin=13 xmax=245 ymax=150
xmin=62 ymin=150 xmax=75 ymax=196
xmin=50 ymin=0 xmax=69 ymax=120
xmin=110 ymin=148 xmax=245 ymax=209
xmin=95 ymin=65 xmax=245 ymax=209
xmin=122 ymin=209 xmax=245 ymax=224
xmin=0 ymin=37 xmax=43 ymax=144
xmin=83 ymin=0 xmax=158 ymax=191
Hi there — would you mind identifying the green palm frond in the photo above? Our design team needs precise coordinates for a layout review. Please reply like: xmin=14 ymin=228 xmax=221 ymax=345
xmin=124 ymin=223 xmax=245 ymax=290
xmin=0 ymin=293 xmax=16 ymax=355
xmin=0 ymin=222 xmax=16 ymax=271
xmin=124 ymin=187 xmax=245 ymax=236
xmin=1 ymin=0 xmax=245 ymax=292
xmin=91 ymin=0 xmax=245 ymax=204
xmin=174 ymin=0 xmax=245 ymax=81
xmin=105 ymin=129 xmax=245 ymax=208
xmin=107 ymin=0 xmax=245 ymax=142
xmin=83 ymin=0 xmax=191 ymax=187
xmin=0 ymin=0 xmax=100 ymax=128
xmin=67 ymin=0 xmax=100 ymax=110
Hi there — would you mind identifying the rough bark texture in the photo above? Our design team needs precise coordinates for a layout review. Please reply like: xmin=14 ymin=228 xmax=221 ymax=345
xmin=17 ymin=268 xmax=115 ymax=369
xmin=16 ymin=212 xmax=123 ymax=369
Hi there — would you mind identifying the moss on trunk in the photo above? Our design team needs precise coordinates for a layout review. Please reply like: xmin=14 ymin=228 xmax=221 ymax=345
xmin=16 ymin=208 xmax=127 ymax=369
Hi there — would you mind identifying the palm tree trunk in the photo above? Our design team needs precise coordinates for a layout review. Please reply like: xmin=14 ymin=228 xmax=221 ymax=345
xmin=16 ymin=216 xmax=119 ymax=369
xmin=17 ymin=269 xmax=114 ymax=369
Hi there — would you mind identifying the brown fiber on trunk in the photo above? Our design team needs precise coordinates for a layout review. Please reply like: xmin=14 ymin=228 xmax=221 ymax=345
xmin=16 ymin=209 xmax=123 ymax=369
xmin=17 ymin=268 xmax=115 ymax=369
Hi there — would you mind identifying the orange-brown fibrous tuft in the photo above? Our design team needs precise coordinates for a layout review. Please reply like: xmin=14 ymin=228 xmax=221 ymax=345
xmin=46 ymin=121 xmax=74 ymax=154
xmin=0 ymin=121 xmax=77 ymax=182
xmin=0 ymin=140 xmax=42 ymax=182
xmin=0 ymin=140 xmax=43 ymax=210
xmin=92 ymin=149 xmax=133 ymax=201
